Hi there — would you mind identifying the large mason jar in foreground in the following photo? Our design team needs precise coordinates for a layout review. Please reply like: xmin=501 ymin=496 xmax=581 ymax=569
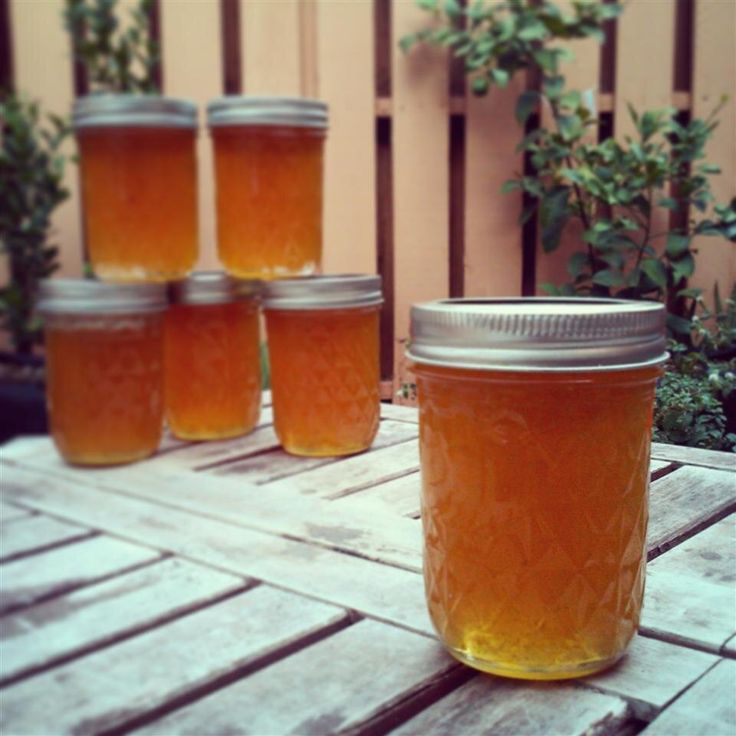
xmin=408 ymin=298 xmax=667 ymax=680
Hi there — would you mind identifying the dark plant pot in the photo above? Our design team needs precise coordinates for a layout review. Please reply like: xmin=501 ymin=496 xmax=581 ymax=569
xmin=0 ymin=352 xmax=48 ymax=445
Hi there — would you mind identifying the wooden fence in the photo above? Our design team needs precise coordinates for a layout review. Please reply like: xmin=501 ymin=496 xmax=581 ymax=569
xmin=2 ymin=0 xmax=735 ymax=392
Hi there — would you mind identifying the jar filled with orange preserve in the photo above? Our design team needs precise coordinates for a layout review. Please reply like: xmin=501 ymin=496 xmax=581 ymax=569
xmin=263 ymin=275 xmax=382 ymax=456
xmin=207 ymin=97 xmax=328 ymax=280
xmin=73 ymin=95 xmax=198 ymax=282
xmin=38 ymin=279 xmax=167 ymax=466
xmin=408 ymin=298 xmax=667 ymax=680
xmin=165 ymin=272 xmax=261 ymax=440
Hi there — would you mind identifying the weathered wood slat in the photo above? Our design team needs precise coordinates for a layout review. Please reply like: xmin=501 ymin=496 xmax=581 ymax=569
xmin=722 ymin=634 xmax=735 ymax=656
xmin=133 ymin=619 xmax=457 ymax=736
xmin=348 ymin=471 xmax=422 ymax=518
xmin=640 ymin=659 xmax=736 ymax=736
xmin=394 ymin=675 xmax=630 ymax=736
xmin=0 ymin=557 xmax=246 ymax=685
xmin=380 ymin=402 xmax=420 ymax=424
xmin=1 ymin=463 xmax=434 ymax=636
xmin=583 ymin=635 xmax=718 ymax=721
xmin=649 ymin=459 xmax=674 ymax=476
xmin=0 ymin=502 xmax=33 ymax=523
xmin=0 ymin=534 xmax=161 ymax=615
xmin=650 ymin=443 xmax=736 ymax=472
xmin=212 ymin=419 xmax=418 ymax=485
xmin=0 ymin=514 xmax=93 ymax=561
xmin=642 ymin=516 xmax=736 ymax=653
xmin=0 ymin=586 xmax=348 ymax=736
xmin=647 ymin=466 xmax=736 ymax=556
xmin=262 ymin=434 xmax=420 ymax=499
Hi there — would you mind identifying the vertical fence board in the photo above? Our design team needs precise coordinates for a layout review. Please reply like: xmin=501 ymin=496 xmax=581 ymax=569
xmin=535 ymin=4 xmax=602 ymax=294
xmin=160 ymin=0 xmax=222 ymax=270
xmin=691 ymin=0 xmax=736 ymax=302
xmin=464 ymin=85 xmax=523 ymax=297
xmin=317 ymin=0 xmax=376 ymax=276
xmin=10 ymin=0 xmax=83 ymax=279
xmin=242 ymin=0 xmax=300 ymax=95
xmin=391 ymin=2 xmax=449 ymax=395
xmin=614 ymin=0 xmax=676 ymax=272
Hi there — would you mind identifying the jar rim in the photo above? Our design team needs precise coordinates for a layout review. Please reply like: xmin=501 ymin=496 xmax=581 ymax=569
xmin=207 ymin=95 xmax=328 ymax=129
xmin=262 ymin=274 xmax=383 ymax=310
xmin=408 ymin=297 xmax=668 ymax=372
xmin=168 ymin=271 xmax=260 ymax=306
xmin=38 ymin=279 xmax=168 ymax=315
xmin=73 ymin=93 xmax=198 ymax=130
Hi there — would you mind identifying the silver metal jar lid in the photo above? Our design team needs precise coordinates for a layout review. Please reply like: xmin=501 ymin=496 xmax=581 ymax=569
xmin=73 ymin=94 xmax=197 ymax=130
xmin=408 ymin=298 xmax=668 ymax=372
xmin=207 ymin=96 xmax=328 ymax=129
xmin=37 ymin=279 xmax=168 ymax=315
xmin=262 ymin=275 xmax=383 ymax=310
xmin=168 ymin=271 xmax=260 ymax=306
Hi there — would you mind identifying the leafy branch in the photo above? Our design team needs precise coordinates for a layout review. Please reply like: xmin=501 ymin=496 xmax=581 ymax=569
xmin=64 ymin=0 xmax=159 ymax=94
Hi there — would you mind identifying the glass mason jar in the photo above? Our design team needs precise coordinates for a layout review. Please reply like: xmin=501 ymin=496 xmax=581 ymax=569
xmin=263 ymin=275 xmax=382 ymax=456
xmin=408 ymin=298 xmax=667 ymax=681
xmin=38 ymin=279 xmax=167 ymax=466
xmin=73 ymin=94 xmax=198 ymax=282
xmin=207 ymin=96 xmax=328 ymax=280
xmin=165 ymin=271 xmax=261 ymax=440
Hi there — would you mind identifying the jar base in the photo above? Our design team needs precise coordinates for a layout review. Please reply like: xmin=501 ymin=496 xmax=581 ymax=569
xmin=59 ymin=447 xmax=158 ymax=467
xmin=281 ymin=442 xmax=372 ymax=458
xmin=446 ymin=645 xmax=625 ymax=681
xmin=168 ymin=424 xmax=257 ymax=442
xmin=92 ymin=265 xmax=193 ymax=283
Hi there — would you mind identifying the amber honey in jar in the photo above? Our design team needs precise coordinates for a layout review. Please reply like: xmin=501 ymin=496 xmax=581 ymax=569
xmin=263 ymin=275 xmax=382 ymax=456
xmin=38 ymin=279 xmax=167 ymax=466
xmin=73 ymin=94 xmax=198 ymax=282
xmin=408 ymin=298 xmax=667 ymax=680
xmin=207 ymin=96 xmax=328 ymax=280
xmin=165 ymin=272 xmax=261 ymax=440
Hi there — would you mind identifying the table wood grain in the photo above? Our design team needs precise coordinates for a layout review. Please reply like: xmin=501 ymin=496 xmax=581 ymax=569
xmin=1 ymin=395 xmax=734 ymax=735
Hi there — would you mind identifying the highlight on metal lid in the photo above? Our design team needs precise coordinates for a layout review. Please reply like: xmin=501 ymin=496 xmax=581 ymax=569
xmin=207 ymin=96 xmax=329 ymax=129
xmin=167 ymin=271 xmax=260 ymax=306
xmin=262 ymin=274 xmax=383 ymax=310
xmin=72 ymin=94 xmax=198 ymax=130
xmin=408 ymin=297 xmax=668 ymax=372
xmin=37 ymin=279 xmax=168 ymax=315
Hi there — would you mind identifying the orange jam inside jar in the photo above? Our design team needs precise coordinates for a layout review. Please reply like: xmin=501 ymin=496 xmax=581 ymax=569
xmin=38 ymin=280 xmax=167 ymax=466
xmin=409 ymin=298 xmax=667 ymax=680
xmin=73 ymin=95 xmax=198 ymax=282
xmin=263 ymin=275 xmax=382 ymax=456
xmin=164 ymin=272 xmax=261 ymax=440
xmin=208 ymin=97 xmax=328 ymax=280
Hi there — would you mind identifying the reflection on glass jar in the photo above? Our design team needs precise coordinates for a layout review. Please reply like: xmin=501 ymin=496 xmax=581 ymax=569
xmin=39 ymin=280 xmax=167 ymax=466
xmin=208 ymin=97 xmax=328 ymax=280
xmin=165 ymin=272 xmax=261 ymax=440
xmin=73 ymin=95 xmax=198 ymax=282
xmin=409 ymin=298 xmax=667 ymax=680
xmin=263 ymin=275 xmax=382 ymax=457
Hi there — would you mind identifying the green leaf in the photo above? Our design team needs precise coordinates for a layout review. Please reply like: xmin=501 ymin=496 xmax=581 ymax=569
xmin=672 ymin=252 xmax=696 ymax=281
xmin=658 ymin=197 xmax=678 ymax=211
xmin=665 ymin=233 xmax=691 ymax=258
xmin=501 ymin=179 xmax=522 ymax=194
xmin=491 ymin=68 xmax=509 ymax=88
xmin=592 ymin=268 xmax=626 ymax=287
xmin=518 ymin=20 xmax=547 ymax=41
xmin=641 ymin=258 xmax=667 ymax=288
xmin=566 ymin=252 xmax=588 ymax=279
xmin=515 ymin=91 xmax=540 ymax=126
xmin=471 ymin=76 xmax=490 ymax=95
xmin=667 ymin=313 xmax=693 ymax=337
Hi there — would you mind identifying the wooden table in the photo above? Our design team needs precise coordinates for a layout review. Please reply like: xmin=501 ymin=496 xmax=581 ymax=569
xmin=1 ymin=393 xmax=735 ymax=735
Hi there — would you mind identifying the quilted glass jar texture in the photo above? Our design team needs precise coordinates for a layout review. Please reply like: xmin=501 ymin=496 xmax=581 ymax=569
xmin=409 ymin=298 xmax=667 ymax=680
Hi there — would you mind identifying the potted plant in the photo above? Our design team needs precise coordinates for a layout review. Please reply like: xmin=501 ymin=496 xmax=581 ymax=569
xmin=403 ymin=0 xmax=736 ymax=449
xmin=0 ymin=94 xmax=69 ymax=442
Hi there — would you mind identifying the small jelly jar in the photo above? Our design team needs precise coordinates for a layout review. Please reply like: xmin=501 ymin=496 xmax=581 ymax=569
xmin=165 ymin=272 xmax=261 ymax=440
xmin=263 ymin=275 xmax=382 ymax=456
xmin=38 ymin=279 xmax=167 ymax=466
xmin=207 ymin=96 xmax=328 ymax=280
xmin=408 ymin=298 xmax=667 ymax=681
xmin=73 ymin=94 xmax=198 ymax=282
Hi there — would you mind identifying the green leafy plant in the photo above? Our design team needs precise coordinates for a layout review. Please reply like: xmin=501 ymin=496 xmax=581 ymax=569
xmin=64 ymin=0 xmax=160 ymax=94
xmin=1 ymin=95 xmax=70 ymax=355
